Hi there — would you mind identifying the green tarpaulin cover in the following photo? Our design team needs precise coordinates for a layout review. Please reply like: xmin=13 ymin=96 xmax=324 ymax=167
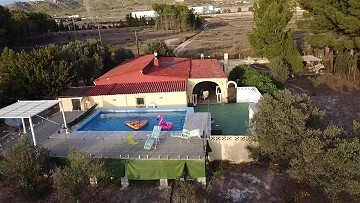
xmin=127 ymin=160 xmax=185 ymax=180
xmin=186 ymin=160 xmax=206 ymax=178
xmin=127 ymin=160 xmax=205 ymax=180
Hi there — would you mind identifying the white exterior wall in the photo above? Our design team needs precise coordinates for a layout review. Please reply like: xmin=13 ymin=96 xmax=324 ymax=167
xmin=236 ymin=87 xmax=262 ymax=103
xmin=187 ymin=78 xmax=228 ymax=103
xmin=60 ymin=91 xmax=187 ymax=111
xmin=59 ymin=97 xmax=83 ymax=112
xmin=191 ymin=6 xmax=205 ymax=13
xmin=208 ymin=136 xmax=256 ymax=163
xmin=248 ymin=102 xmax=258 ymax=121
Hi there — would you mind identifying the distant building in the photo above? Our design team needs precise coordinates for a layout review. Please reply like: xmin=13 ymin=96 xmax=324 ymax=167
xmin=131 ymin=10 xmax=158 ymax=19
xmin=68 ymin=15 xmax=80 ymax=19
xmin=190 ymin=5 xmax=221 ymax=14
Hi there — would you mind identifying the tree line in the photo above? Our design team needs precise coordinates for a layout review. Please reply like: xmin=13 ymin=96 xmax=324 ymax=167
xmin=298 ymin=0 xmax=360 ymax=82
xmin=152 ymin=4 xmax=202 ymax=31
xmin=248 ymin=0 xmax=360 ymax=82
xmin=0 ymin=5 xmax=56 ymax=49
xmin=0 ymin=39 xmax=134 ymax=108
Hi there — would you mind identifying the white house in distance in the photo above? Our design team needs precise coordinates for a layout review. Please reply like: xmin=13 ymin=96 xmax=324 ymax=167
xmin=131 ymin=10 xmax=158 ymax=18
xmin=190 ymin=5 xmax=221 ymax=14
xmin=130 ymin=5 xmax=221 ymax=19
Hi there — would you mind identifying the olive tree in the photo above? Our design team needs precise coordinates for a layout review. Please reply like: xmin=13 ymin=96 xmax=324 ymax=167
xmin=290 ymin=126 xmax=360 ymax=201
xmin=53 ymin=149 xmax=106 ymax=202
xmin=1 ymin=136 xmax=50 ymax=197
xmin=249 ymin=89 xmax=325 ymax=165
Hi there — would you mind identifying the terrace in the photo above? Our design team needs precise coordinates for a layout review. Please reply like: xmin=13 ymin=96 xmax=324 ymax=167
xmin=0 ymin=104 xmax=210 ymax=186
xmin=43 ymin=111 xmax=210 ymax=160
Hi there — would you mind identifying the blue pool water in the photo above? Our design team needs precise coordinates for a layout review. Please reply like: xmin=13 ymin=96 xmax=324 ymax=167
xmin=76 ymin=109 xmax=189 ymax=131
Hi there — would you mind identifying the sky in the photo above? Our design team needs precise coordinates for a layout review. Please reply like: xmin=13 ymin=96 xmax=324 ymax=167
xmin=0 ymin=0 xmax=30 ymax=6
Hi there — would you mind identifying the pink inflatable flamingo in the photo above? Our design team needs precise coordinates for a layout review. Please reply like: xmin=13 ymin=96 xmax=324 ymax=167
xmin=157 ymin=115 xmax=173 ymax=130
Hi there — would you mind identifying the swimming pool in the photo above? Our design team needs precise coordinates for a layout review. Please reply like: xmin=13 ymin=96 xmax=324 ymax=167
xmin=76 ymin=108 xmax=192 ymax=132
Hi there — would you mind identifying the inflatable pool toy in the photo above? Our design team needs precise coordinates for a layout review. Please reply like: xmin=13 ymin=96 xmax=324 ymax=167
xmin=157 ymin=115 xmax=173 ymax=130
xmin=125 ymin=120 xmax=148 ymax=130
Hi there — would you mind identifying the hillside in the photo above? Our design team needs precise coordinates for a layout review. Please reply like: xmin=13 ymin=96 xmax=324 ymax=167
xmin=5 ymin=0 xmax=246 ymax=18
xmin=6 ymin=0 xmax=178 ymax=17
xmin=7 ymin=0 xmax=83 ymax=15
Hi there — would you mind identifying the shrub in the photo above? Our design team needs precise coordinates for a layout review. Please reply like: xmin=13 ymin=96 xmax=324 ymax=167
xmin=53 ymin=149 xmax=106 ymax=203
xmin=237 ymin=7 xmax=242 ymax=12
xmin=174 ymin=180 xmax=207 ymax=202
xmin=223 ymin=8 xmax=231 ymax=13
xmin=1 ymin=136 xmax=50 ymax=197
xmin=229 ymin=64 xmax=278 ymax=94
xmin=269 ymin=57 xmax=290 ymax=84
xmin=143 ymin=39 xmax=174 ymax=56
xmin=250 ymin=89 xmax=325 ymax=165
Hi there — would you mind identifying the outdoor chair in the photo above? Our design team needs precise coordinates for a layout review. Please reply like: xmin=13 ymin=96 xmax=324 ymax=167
xmin=144 ymin=126 xmax=162 ymax=150
xmin=202 ymin=91 xmax=209 ymax=100
xmin=170 ymin=128 xmax=203 ymax=143
xmin=127 ymin=135 xmax=139 ymax=145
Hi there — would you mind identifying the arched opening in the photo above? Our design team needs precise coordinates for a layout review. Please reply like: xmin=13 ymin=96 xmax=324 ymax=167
xmin=192 ymin=81 xmax=221 ymax=104
xmin=227 ymin=81 xmax=237 ymax=103
xmin=227 ymin=81 xmax=237 ymax=88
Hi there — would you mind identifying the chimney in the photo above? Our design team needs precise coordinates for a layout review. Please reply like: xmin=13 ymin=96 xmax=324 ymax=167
xmin=200 ymin=53 xmax=204 ymax=59
xmin=154 ymin=52 xmax=159 ymax=67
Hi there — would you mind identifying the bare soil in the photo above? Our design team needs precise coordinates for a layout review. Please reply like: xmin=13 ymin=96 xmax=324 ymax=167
xmin=42 ymin=11 xmax=255 ymax=59
xmin=287 ymin=74 xmax=360 ymax=133
xmin=177 ymin=12 xmax=255 ymax=59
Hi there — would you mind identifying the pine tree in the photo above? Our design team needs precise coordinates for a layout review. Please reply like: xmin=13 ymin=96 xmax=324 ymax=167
xmin=248 ymin=0 xmax=302 ymax=72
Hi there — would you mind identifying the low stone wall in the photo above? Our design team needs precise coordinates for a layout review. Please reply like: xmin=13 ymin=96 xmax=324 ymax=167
xmin=208 ymin=135 xmax=255 ymax=163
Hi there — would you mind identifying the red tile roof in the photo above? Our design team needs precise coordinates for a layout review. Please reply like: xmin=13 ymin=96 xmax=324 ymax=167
xmin=86 ymin=84 xmax=115 ymax=96
xmin=98 ymin=55 xmax=154 ymax=79
xmin=190 ymin=59 xmax=226 ymax=78
xmin=86 ymin=80 xmax=186 ymax=96
xmin=94 ymin=55 xmax=226 ymax=86
xmin=146 ymin=57 xmax=191 ymax=78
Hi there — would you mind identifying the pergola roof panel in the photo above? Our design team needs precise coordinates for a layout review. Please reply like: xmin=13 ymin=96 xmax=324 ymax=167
xmin=0 ymin=100 xmax=60 ymax=119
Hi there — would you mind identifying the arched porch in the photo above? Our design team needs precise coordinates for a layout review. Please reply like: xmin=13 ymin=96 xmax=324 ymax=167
xmin=187 ymin=79 xmax=228 ymax=105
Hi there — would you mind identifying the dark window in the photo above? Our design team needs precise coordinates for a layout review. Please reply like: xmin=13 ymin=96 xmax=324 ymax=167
xmin=71 ymin=99 xmax=81 ymax=110
xmin=136 ymin=97 xmax=145 ymax=106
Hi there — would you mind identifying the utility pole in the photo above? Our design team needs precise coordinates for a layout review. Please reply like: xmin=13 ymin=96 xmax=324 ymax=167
xmin=72 ymin=18 xmax=77 ymax=40
xmin=135 ymin=31 xmax=140 ymax=56
xmin=98 ymin=24 xmax=102 ymax=45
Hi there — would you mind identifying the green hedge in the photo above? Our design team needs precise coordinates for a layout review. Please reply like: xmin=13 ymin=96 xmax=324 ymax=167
xmin=229 ymin=64 xmax=278 ymax=94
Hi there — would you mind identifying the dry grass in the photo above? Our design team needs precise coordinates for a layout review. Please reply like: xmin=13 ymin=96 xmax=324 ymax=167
xmin=177 ymin=12 xmax=255 ymax=59
xmin=50 ymin=27 xmax=197 ymax=54
xmin=287 ymin=74 xmax=360 ymax=133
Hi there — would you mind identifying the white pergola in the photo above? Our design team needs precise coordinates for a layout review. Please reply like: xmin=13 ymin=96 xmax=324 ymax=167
xmin=0 ymin=100 xmax=68 ymax=146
